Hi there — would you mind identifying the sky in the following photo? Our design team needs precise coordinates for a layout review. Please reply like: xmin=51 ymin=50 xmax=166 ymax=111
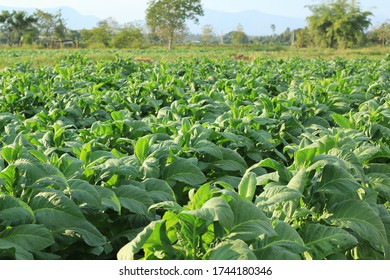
xmin=0 ymin=0 xmax=388 ymax=23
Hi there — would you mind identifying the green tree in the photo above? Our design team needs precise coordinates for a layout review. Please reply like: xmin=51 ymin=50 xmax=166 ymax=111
xmin=80 ymin=18 xmax=118 ymax=48
xmin=34 ymin=9 xmax=68 ymax=47
xmin=295 ymin=27 xmax=314 ymax=48
xmin=306 ymin=0 xmax=372 ymax=48
xmin=0 ymin=10 xmax=36 ymax=46
xmin=112 ymin=24 xmax=145 ymax=49
xmin=231 ymin=24 xmax=249 ymax=45
xmin=146 ymin=0 xmax=204 ymax=49
xmin=372 ymin=21 xmax=390 ymax=47
xmin=200 ymin=24 xmax=216 ymax=44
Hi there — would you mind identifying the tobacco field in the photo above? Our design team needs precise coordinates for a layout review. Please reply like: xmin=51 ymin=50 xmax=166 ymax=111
xmin=0 ymin=53 xmax=389 ymax=260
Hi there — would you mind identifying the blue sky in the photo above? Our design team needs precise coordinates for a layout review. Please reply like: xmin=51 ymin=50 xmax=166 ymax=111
xmin=1 ymin=0 xmax=388 ymax=23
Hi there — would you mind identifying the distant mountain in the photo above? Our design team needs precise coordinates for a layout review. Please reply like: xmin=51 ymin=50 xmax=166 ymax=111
xmin=0 ymin=6 xmax=101 ymax=30
xmin=48 ymin=7 xmax=101 ymax=30
xmin=188 ymin=9 xmax=307 ymax=36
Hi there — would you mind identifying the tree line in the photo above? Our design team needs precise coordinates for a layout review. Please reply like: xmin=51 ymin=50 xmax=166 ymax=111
xmin=0 ymin=0 xmax=389 ymax=49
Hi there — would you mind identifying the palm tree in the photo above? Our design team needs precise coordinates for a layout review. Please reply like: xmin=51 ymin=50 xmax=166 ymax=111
xmin=0 ymin=10 xmax=14 ymax=46
xmin=12 ymin=11 xmax=37 ymax=46
xmin=0 ymin=11 xmax=36 ymax=46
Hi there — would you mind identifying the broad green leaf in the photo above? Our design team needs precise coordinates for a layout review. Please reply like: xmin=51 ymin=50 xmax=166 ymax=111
xmin=253 ymin=220 xmax=308 ymax=260
xmin=30 ymin=190 xmax=106 ymax=247
xmin=0 ymin=239 xmax=33 ymax=260
xmin=0 ymin=194 xmax=35 ymax=226
xmin=29 ymin=150 xmax=48 ymax=164
xmin=1 ymin=146 xmax=21 ymax=164
xmin=238 ymin=172 xmax=257 ymax=201
xmin=68 ymin=179 xmax=102 ymax=209
xmin=295 ymin=147 xmax=317 ymax=168
xmin=140 ymin=157 xmax=160 ymax=179
xmin=355 ymin=146 xmax=383 ymax=164
xmin=327 ymin=199 xmax=387 ymax=245
xmin=256 ymin=185 xmax=303 ymax=209
xmin=287 ymin=169 xmax=307 ymax=194
xmin=178 ymin=212 xmax=213 ymax=242
xmin=215 ymin=147 xmax=247 ymax=174
xmin=188 ymin=183 xmax=219 ymax=210
xmin=135 ymin=136 xmax=151 ymax=164
xmin=149 ymin=201 xmax=183 ymax=213
xmin=209 ymin=239 xmax=257 ymax=260
xmin=315 ymin=164 xmax=361 ymax=204
xmin=192 ymin=140 xmax=223 ymax=159
xmin=143 ymin=178 xmax=175 ymax=202
xmin=378 ymin=205 xmax=390 ymax=244
xmin=114 ymin=185 xmax=154 ymax=215
xmin=142 ymin=220 xmax=177 ymax=260
xmin=225 ymin=192 xmax=275 ymax=241
xmin=257 ymin=158 xmax=292 ymax=183
xmin=328 ymin=148 xmax=365 ymax=180
xmin=0 ymin=165 xmax=18 ymax=194
xmin=56 ymin=154 xmax=83 ymax=179
xmin=117 ymin=220 xmax=162 ymax=260
xmin=196 ymin=197 xmax=234 ymax=229
xmin=95 ymin=186 xmax=121 ymax=213
xmin=0 ymin=224 xmax=54 ymax=252
xmin=331 ymin=113 xmax=353 ymax=129
xmin=300 ymin=223 xmax=358 ymax=259
xmin=213 ymin=160 xmax=246 ymax=173
xmin=163 ymin=158 xmax=206 ymax=186
xmin=14 ymin=157 xmax=65 ymax=185
xmin=64 ymin=223 xmax=107 ymax=247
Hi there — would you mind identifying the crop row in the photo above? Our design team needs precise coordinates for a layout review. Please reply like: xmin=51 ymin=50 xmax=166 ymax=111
xmin=0 ymin=53 xmax=389 ymax=260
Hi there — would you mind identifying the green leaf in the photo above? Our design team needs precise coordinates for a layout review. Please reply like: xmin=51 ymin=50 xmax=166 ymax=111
xmin=256 ymin=185 xmax=303 ymax=209
xmin=68 ymin=179 xmax=102 ymax=209
xmin=142 ymin=220 xmax=177 ymax=260
xmin=225 ymin=192 xmax=275 ymax=241
xmin=178 ymin=211 xmax=213 ymax=240
xmin=253 ymin=220 xmax=308 ymax=260
xmin=287 ymin=169 xmax=307 ymax=194
xmin=192 ymin=140 xmax=223 ymax=159
xmin=214 ymin=160 xmax=247 ymax=173
xmin=117 ymin=220 xmax=162 ymax=260
xmin=315 ymin=164 xmax=361 ymax=204
xmin=0 ymin=239 xmax=33 ymax=260
xmin=188 ymin=183 xmax=219 ymax=210
xmin=56 ymin=154 xmax=83 ymax=179
xmin=209 ymin=239 xmax=257 ymax=260
xmin=0 ymin=165 xmax=18 ymax=195
xmin=114 ymin=185 xmax=154 ymax=215
xmin=143 ymin=178 xmax=175 ymax=203
xmin=238 ymin=172 xmax=257 ymax=201
xmin=0 ymin=224 xmax=54 ymax=252
xmin=295 ymin=147 xmax=317 ymax=168
xmin=30 ymin=190 xmax=106 ymax=247
xmin=149 ymin=201 xmax=183 ymax=213
xmin=213 ymin=148 xmax=247 ymax=174
xmin=300 ymin=223 xmax=358 ymax=260
xmin=331 ymin=113 xmax=353 ymax=129
xmin=326 ymin=199 xmax=388 ymax=245
xmin=0 ymin=194 xmax=35 ymax=226
xmin=135 ymin=135 xmax=151 ymax=164
xmin=95 ymin=186 xmax=121 ymax=214
xmin=195 ymin=197 xmax=234 ymax=229
xmin=1 ymin=146 xmax=21 ymax=164
xmin=163 ymin=158 xmax=206 ymax=186
xmin=257 ymin=158 xmax=292 ymax=183
xmin=29 ymin=150 xmax=48 ymax=164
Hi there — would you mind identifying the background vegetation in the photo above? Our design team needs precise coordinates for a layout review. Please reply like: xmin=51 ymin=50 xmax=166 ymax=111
xmin=0 ymin=0 xmax=389 ymax=50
